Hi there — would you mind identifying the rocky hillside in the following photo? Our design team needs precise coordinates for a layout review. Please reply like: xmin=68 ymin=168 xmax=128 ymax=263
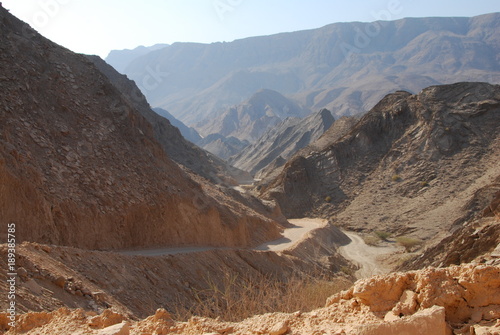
xmin=110 ymin=14 xmax=500 ymax=126
xmin=229 ymin=108 xmax=334 ymax=176
xmin=262 ymin=82 xmax=500 ymax=244
xmin=0 ymin=5 xmax=281 ymax=250
xmin=256 ymin=115 xmax=360 ymax=183
xmin=401 ymin=176 xmax=500 ymax=270
xmin=196 ymin=89 xmax=311 ymax=143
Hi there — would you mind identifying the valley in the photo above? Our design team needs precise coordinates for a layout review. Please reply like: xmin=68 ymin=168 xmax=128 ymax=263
xmin=0 ymin=3 xmax=499 ymax=335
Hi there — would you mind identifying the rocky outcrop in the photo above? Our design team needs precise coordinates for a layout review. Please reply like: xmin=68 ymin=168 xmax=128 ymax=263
xmin=3 ymin=264 xmax=499 ymax=334
xmin=0 ymin=5 xmax=280 ymax=250
xmin=229 ymin=108 xmax=334 ymax=176
xmin=262 ymin=83 xmax=500 ymax=243
xmin=114 ymin=14 xmax=499 ymax=125
xmin=196 ymin=89 xmax=311 ymax=143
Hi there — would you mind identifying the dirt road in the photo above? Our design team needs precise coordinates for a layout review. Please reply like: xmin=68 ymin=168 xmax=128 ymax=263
xmin=339 ymin=231 xmax=400 ymax=279
xmin=255 ymin=218 xmax=327 ymax=251
xmin=120 ymin=218 xmax=326 ymax=256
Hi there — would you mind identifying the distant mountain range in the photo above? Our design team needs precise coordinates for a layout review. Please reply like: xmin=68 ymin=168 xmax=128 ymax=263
xmin=105 ymin=44 xmax=168 ymax=73
xmin=106 ymin=13 xmax=500 ymax=129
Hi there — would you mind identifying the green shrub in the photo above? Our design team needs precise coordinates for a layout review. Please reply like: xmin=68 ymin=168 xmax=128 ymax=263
xmin=396 ymin=236 xmax=423 ymax=252
xmin=374 ymin=231 xmax=391 ymax=241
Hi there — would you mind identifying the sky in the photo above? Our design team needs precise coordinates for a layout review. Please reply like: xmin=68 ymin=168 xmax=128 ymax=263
xmin=2 ymin=0 xmax=499 ymax=58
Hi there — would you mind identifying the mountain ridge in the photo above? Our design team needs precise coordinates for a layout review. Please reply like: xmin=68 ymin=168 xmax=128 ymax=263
xmin=108 ymin=13 xmax=500 ymax=127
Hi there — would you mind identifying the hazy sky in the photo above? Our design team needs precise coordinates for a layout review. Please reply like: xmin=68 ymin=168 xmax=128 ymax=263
xmin=3 ymin=0 xmax=499 ymax=58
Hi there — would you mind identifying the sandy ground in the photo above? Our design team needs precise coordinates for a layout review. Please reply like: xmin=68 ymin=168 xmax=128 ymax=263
xmin=339 ymin=231 xmax=400 ymax=279
xmin=119 ymin=218 xmax=326 ymax=256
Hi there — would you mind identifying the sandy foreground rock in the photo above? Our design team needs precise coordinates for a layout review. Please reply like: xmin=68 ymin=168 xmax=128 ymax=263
xmin=1 ymin=264 xmax=499 ymax=335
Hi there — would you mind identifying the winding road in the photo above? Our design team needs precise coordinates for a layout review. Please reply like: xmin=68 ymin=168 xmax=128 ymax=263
xmin=339 ymin=231 xmax=399 ymax=279
xmin=119 ymin=218 xmax=326 ymax=257
xmin=255 ymin=218 xmax=326 ymax=251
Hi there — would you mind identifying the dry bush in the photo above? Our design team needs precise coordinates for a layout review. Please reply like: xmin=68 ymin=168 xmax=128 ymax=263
xmin=374 ymin=231 xmax=391 ymax=241
xmin=363 ymin=235 xmax=380 ymax=246
xmin=172 ymin=272 xmax=351 ymax=322
xmin=396 ymin=236 xmax=424 ymax=252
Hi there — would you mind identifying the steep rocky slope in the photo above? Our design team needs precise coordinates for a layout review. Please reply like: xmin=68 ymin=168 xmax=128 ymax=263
xmin=112 ymin=14 xmax=500 ymax=125
xmin=401 ymin=176 xmax=500 ymax=270
xmin=3 ymin=263 xmax=499 ymax=334
xmin=262 ymin=82 xmax=500 ymax=244
xmin=229 ymin=108 xmax=334 ymax=176
xmin=0 ymin=5 xmax=280 ymax=250
xmin=196 ymin=89 xmax=311 ymax=143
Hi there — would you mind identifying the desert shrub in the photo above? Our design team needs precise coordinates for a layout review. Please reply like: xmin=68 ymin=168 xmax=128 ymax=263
xmin=363 ymin=235 xmax=379 ymax=246
xmin=172 ymin=272 xmax=351 ymax=322
xmin=420 ymin=181 xmax=429 ymax=187
xmin=374 ymin=231 xmax=391 ymax=241
xmin=325 ymin=195 xmax=332 ymax=203
xmin=392 ymin=174 xmax=402 ymax=182
xmin=396 ymin=236 xmax=423 ymax=252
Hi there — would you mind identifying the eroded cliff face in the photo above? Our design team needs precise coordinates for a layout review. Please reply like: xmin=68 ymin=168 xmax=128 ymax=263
xmin=0 ymin=5 xmax=281 ymax=249
xmin=262 ymin=83 xmax=500 ymax=241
